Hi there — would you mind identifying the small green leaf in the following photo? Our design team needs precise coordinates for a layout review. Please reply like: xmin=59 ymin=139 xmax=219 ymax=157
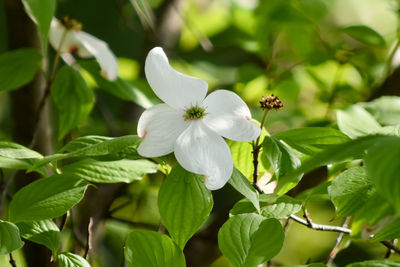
xmin=0 ymin=49 xmax=41 ymax=92
xmin=360 ymin=96 xmax=400 ymax=126
xmin=229 ymin=168 xmax=260 ymax=212
xmin=16 ymin=220 xmax=60 ymax=253
xmin=124 ymin=230 xmax=185 ymax=267
xmin=31 ymin=135 xmax=140 ymax=170
xmin=346 ymin=260 xmax=400 ymax=267
xmin=262 ymin=136 xmax=301 ymax=194
xmin=62 ymin=159 xmax=157 ymax=183
xmin=51 ymin=65 xmax=94 ymax=140
xmin=342 ymin=25 xmax=385 ymax=47
xmin=372 ymin=217 xmax=400 ymax=241
xmin=273 ymin=127 xmax=350 ymax=155
xmin=0 ymin=141 xmax=42 ymax=159
xmin=230 ymin=194 xmax=301 ymax=220
xmin=58 ymin=252 xmax=91 ymax=267
xmin=365 ymin=136 xmax=400 ymax=213
xmin=80 ymin=60 xmax=154 ymax=108
xmin=218 ymin=214 xmax=284 ymax=267
xmin=21 ymin=0 xmax=56 ymax=54
xmin=158 ymin=164 xmax=213 ymax=249
xmin=9 ymin=174 xmax=89 ymax=223
xmin=337 ymin=105 xmax=382 ymax=139
xmin=0 ymin=220 xmax=24 ymax=255
xmin=328 ymin=167 xmax=375 ymax=217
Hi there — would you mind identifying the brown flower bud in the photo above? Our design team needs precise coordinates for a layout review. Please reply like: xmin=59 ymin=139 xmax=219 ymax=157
xmin=259 ymin=94 xmax=283 ymax=111
xmin=61 ymin=16 xmax=82 ymax=31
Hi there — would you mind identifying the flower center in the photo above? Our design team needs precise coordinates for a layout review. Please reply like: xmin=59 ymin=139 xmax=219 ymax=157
xmin=184 ymin=105 xmax=207 ymax=121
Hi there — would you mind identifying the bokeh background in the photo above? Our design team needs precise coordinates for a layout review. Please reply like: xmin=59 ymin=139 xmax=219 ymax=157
xmin=1 ymin=0 xmax=400 ymax=266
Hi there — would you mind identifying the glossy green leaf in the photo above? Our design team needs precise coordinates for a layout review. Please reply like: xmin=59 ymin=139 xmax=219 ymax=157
xmin=80 ymin=60 xmax=153 ymax=108
xmin=262 ymin=136 xmax=301 ymax=194
xmin=230 ymin=194 xmax=301 ymax=220
xmin=124 ymin=230 xmax=185 ymax=267
xmin=31 ymin=135 xmax=140 ymax=170
xmin=9 ymin=174 xmax=89 ymax=223
xmin=21 ymin=0 xmax=56 ymax=54
xmin=287 ymin=135 xmax=388 ymax=179
xmin=58 ymin=252 xmax=91 ymax=267
xmin=16 ymin=220 xmax=60 ymax=253
xmin=227 ymin=140 xmax=255 ymax=179
xmin=273 ymin=127 xmax=350 ymax=155
xmin=158 ymin=164 xmax=213 ymax=248
xmin=342 ymin=25 xmax=385 ymax=47
xmin=328 ymin=167 xmax=375 ymax=217
xmin=62 ymin=159 xmax=157 ymax=183
xmin=365 ymin=136 xmax=400 ymax=213
xmin=51 ymin=65 xmax=94 ymax=140
xmin=0 ymin=49 xmax=41 ymax=92
xmin=218 ymin=214 xmax=284 ymax=267
xmin=346 ymin=260 xmax=400 ymax=267
xmin=228 ymin=168 xmax=260 ymax=212
xmin=372 ymin=217 xmax=400 ymax=241
xmin=337 ymin=105 xmax=382 ymax=139
xmin=0 ymin=221 xmax=24 ymax=255
xmin=0 ymin=141 xmax=42 ymax=159
xmin=360 ymin=96 xmax=400 ymax=126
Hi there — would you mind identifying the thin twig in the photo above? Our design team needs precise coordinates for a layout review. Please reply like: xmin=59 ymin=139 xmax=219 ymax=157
xmin=385 ymin=38 xmax=400 ymax=78
xmin=381 ymin=240 xmax=400 ymax=255
xmin=325 ymin=217 xmax=351 ymax=265
xmin=384 ymin=240 xmax=396 ymax=258
xmin=59 ymin=211 xmax=70 ymax=231
xmin=252 ymin=109 xmax=270 ymax=185
xmin=289 ymin=214 xmax=352 ymax=234
xmin=83 ymin=217 xmax=94 ymax=260
xmin=9 ymin=253 xmax=17 ymax=267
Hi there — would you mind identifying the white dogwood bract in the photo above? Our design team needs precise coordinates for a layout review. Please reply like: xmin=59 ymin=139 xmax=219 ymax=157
xmin=49 ymin=18 xmax=118 ymax=81
xmin=138 ymin=47 xmax=261 ymax=190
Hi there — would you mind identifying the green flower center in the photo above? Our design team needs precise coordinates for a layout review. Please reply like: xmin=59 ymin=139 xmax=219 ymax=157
xmin=184 ymin=105 xmax=207 ymax=121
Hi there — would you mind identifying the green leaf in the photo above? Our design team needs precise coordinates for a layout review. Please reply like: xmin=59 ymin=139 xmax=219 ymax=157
xmin=21 ymin=0 xmax=56 ymax=54
xmin=230 ymin=194 xmax=301 ymax=220
xmin=62 ymin=159 xmax=157 ymax=183
xmin=273 ymin=127 xmax=350 ymax=155
xmin=80 ymin=60 xmax=153 ymax=108
xmin=0 ymin=141 xmax=42 ymax=159
xmin=346 ymin=260 xmax=400 ymax=267
xmin=158 ymin=164 xmax=213 ymax=249
xmin=262 ymin=136 xmax=301 ymax=194
xmin=16 ymin=220 xmax=59 ymax=253
xmin=286 ymin=264 xmax=327 ymax=267
xmin=58 ymin=252 xmax=91 ymax=267
xmin=287 ymin=135 xmax=388 ymax=180
xmin=124 ymin=230 xmax=185 ymax=267
xmin=372 ymin=217 xmax=400 ymax=241
xmin=337 ymin=105 xmax=382 ymax=139
xmin=218 ymin=214 xmax=284 ymax=267
xmin=342 ymin=25 xmax=385 ymax=47
xmin=229 ymin=168 xmax=260 ymax=212
xmin=9 ymin=174 xmax=89 ymax=223
xmin=51 ymin=65 xmax=94 ymax=140
xmin=365 ymin=136 xmax=400 ymax=213
xmin=31 ymin=135 xmax=140 ymax=170
xmin=131 ymin=0 xmax=155 ymax=30
xmin=360 ymin=96 xmax=400 ymax=126
xmin=0 ymin=221 xmax=24 ymax=255
xmin=328 ymin=167 xmax=375 ymax=217
xmin=0 ymin=49 xmax=41 ymax=92
xmin=227 ymin=140 xmax=255 ymax=179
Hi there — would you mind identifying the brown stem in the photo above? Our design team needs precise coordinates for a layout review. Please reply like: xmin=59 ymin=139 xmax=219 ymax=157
xmin=252 ymin=109 xmax=269 ymax=185
xmin=289 ymin=214 xmax=352 ymax=234
xmin=9 ymin=253 xmax=17 ymax=267
xmin=325 ymin=217 xmax=351 ymax=266
xmin=381 ymin=240 xmax=400 ymax=256
xmin=83 ymin=217 xmax=94 ymax=260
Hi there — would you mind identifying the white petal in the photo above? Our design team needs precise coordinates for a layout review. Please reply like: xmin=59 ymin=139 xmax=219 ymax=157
xmin=174 ymin=121 xmax=233 ymax=190
xmin=137 ymin=104 xmax=188 ymax=157
xmin=48 ymin=19 xmax=91 ymax=57
xmin=77 ymin=31 xmax=119 ymax=81
xmin=203 ymin=90 xmax=261 ymax=142
xmin=145 ymin=47 xmax=208 ymax=110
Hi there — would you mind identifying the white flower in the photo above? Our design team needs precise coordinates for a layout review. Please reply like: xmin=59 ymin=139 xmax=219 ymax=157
xmin=137 ymin=47 xmax=261 ymax=190
xmin=48 ymin=18 xmax=118 ymax=81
